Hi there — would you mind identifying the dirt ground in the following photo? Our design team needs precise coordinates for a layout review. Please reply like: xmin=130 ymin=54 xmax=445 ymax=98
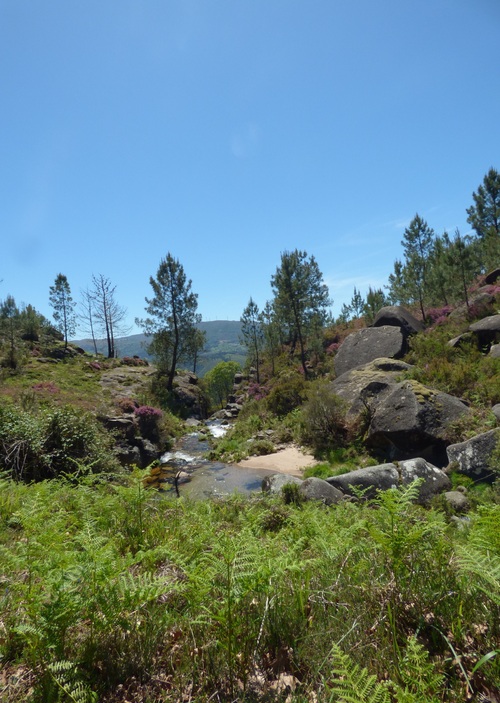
xmin=236 ymin=445 xmax=318 ymax=477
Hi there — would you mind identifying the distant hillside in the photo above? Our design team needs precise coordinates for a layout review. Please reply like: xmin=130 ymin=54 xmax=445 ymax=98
xmin=73 ymin=320 xmax=245 ymax=376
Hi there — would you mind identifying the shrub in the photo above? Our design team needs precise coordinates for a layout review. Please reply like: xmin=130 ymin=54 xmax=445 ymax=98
xmin=297 ymin=381 xmax=348 ymax=453
xmin=134 ymin=405 xmax=163 ymax=442
xmin=265 ymin=373 xmax=307 ymax=417
xmin=0 ymin=404 xmax=117 ymax=481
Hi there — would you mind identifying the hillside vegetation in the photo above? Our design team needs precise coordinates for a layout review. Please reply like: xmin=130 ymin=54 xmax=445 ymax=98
xmin=0 ymin=168 xmax=500 ymax=701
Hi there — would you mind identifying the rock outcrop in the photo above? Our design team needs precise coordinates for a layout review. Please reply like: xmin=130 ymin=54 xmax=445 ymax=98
xmin=326 ymin=458 xmax=451 ymax=503
xmin=334 ymin=326 xmax=406 ymax=377
xmin=446 ymin=429 xmax=500 ymax=482
xmin=372 ymin=306 xmax=424 ymax=338
xmin=331 ymin=359 xmax=470 ymax=465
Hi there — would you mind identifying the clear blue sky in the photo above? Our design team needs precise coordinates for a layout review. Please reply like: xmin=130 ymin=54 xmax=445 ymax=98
xmin=1 ymin=0 xmax=499 ymax=335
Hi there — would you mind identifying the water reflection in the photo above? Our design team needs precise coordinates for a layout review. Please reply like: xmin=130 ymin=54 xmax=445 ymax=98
xmin=158 ymin=422 xmax=274 ymax=499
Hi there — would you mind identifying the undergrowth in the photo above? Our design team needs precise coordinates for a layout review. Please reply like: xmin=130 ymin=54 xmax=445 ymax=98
xmin=0 ymin=475 xmax=499 ymax=702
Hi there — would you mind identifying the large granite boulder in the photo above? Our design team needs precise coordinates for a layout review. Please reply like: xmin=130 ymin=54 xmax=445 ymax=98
xmin=331 ymin=360 xmax=470 ymax=465
xmin=366 ymin=379 xmax=470 ymax=464
xmin=334 ymin=326 xmax=406 ymax=377
xmin=262 ymin=474 xmax=303 ymax=494
xmin=446 ymin=429 xmax=500 ymax=482
xmin=326 ymin=458 xmax=450 ymax=503
xmin=469 ymin=314 xmax=500 ymax=347
xmin=298 ymin=477 xmax=344 ymax=505
xmin=331 ymin=358 xmax=413 ymax=419
xmin=372 ymin=306 xmax=424 ymax=338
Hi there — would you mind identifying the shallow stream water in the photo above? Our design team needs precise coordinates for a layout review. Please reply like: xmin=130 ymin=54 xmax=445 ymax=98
xmin=158 ymin=422 xmax=275 ymax=500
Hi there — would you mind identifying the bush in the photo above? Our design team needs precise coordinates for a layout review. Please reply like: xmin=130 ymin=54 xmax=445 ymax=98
xmin=297 ymin=381 xmax=348 ymax=453
xmin=0 ymin=404 xmax=117 ymax=481
xmin=265 ymin=372 xmax=307 ymax=417
xmin=134 ymin=405 xmax=163 ymax=442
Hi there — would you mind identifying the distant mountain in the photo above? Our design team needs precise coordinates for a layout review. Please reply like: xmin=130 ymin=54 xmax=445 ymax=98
xmin=73 ymin=320 xmax=246 ymax=376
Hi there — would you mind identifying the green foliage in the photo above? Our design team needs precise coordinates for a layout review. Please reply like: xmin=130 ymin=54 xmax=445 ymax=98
xmin=0 ymin=403 xmax=117 ymax=481
xmin=325 ymin=643 xmax=391 ymax=702
xmin=405 ymin=328 xmax=500 ymax=408
xmin=265 ymin=371 xmax=307 ymax=417
xmin=297 ymin=380 xmax=348 ymax=453
xmin=203 ymin=360 xmax=241 ymax=409
xmin=240 ymin=297 xmax=263 ymax=383
xmin=1 ymin=477 xmax=500 ymax=701
xmin=388 ymin=214 xmax=435 ymax=321
xmin=271 ymin=249 xmax=331 ymax=377
xmin=136 ymin=253 xmax=201 ymax=391
xmin=49 ymin=273 xmax=77 ymax=350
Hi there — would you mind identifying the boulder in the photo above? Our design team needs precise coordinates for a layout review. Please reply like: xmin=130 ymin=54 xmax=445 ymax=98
xmin=484 ymin=268 xmax=500 ymax=284
xmin=469 ymin=314 xmax=500 ymax=346
xmin=326 ymin=458 xmax=450 ymax=503
xmin=446 ymin=429 xmax=500 ymax=482
xmin=372 ymin=306 xmax=424 ymax=338
xmin=490 ymin=344 xmax=500 ymax=358
xmin=448 ymin=332 xmax=474 ymax=349
xmin=98 ymin=415 xmax=136 ymax=441
xmin=492 ymin=404 xmax=500 ymax=423
xmin=449 ymin=288 xmax=497 ymax=321
xmin=136 ymin=437 xmax=160 ymax=467
xmin=331 ymin=360 xmax=470 ymax=465
xmin=261 ymin=474 xmax=303 ymax=494
xmin=443 ymin=490 xmax=471 ymax=513
xmin=366 ymin=379 xmax=470 ymax=464
xmin=334 ymin=326 xmax=406 ymax=377
xmin=331 ymin=358 xmax=413 ymax=419
xmin=298 ymin=477 xmax=344 ymax=505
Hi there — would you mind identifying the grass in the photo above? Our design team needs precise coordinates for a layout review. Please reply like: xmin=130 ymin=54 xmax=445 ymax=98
xmin=1 ymin=473 xmax=499 ymax=702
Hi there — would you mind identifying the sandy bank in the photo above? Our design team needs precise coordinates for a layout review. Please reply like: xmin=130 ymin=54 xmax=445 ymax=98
xmin=236 ymin=445 xmax=318 ymax=477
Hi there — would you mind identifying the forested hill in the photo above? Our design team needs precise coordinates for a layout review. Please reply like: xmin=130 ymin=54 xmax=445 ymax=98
xmin=73 ymin=320 xmax=245 ymax=376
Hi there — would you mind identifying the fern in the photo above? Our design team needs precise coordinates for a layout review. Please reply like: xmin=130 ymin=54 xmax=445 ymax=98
xmin=326 ymin=643 xmax=390 ymax=703
xmin=456 ymin=504 xmax=500 ymax=605
xmin=47 ymin=660 xmax=97 ymax=703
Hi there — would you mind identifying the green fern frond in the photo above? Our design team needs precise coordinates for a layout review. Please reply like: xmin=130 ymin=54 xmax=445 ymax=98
xmin=47 ymin=660 xmax=97 ymax=703
xmin=326 ymin=644 xmax=390 ymax=703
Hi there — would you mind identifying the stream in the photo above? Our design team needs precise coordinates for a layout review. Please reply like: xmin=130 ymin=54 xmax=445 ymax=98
xmin=157 ymin=422 xmax=275 ymax=499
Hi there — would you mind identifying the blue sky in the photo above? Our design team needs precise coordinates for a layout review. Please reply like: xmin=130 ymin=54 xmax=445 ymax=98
xmin=1 ymin=0 xmax=499 ymax=335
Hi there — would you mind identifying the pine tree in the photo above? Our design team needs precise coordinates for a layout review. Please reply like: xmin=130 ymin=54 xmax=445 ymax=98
xmin=240 ymin=298 xmax=263 ymax=383
xmin=466 ymin=167 xmax=500 ymax=270
xmin=136 ymin=253 xmax=200 ymax=391
xmin=49 ymin=274 xmax=76 ymax=350
xmin=271 ymin=249 xmax=331 ymax=377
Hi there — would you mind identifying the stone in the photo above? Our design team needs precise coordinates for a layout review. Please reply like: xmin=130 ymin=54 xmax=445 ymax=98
xmin=443 ymin=490 xmax=470 ymax=513
xmin=366 ymin=379 xmax=470 ymax=464
xmin=331 ymin=358 xmax=413 ymax=419
xmin=326 ymin=458 xmax=450 ymax=503
xmin=261 ymin=474 xmax=303 ymax=494
xmin=372 ymin=305 xmax=424 ymax=338
xmin=469 ymin=314 xmax=500 ymax=346
xmin=298 ymin=477 xmax=344 ymax=505
xmin=492 ymin=404 xmax=500 ymax=423
xmin=334 ymin=326 xmax=406 ymax=377
xmin=489 ymin=344 xmax=500 ymax=358
xmin=446 ymin=429 xmax=500 ymax=482
xmin=484 ymin=268 xmax=500 ymax=284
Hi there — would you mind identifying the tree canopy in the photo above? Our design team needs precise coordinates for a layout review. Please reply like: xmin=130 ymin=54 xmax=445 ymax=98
xmin=136 ymin=253 xmax=201 ymax=392
xmin=271 ymin=249 xmax=331 ymax=377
